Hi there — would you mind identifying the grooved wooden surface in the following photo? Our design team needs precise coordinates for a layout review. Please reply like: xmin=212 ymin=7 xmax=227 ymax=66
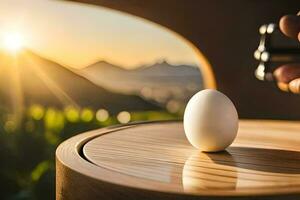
xmin=83 ymin=121 xmax=300 ymax=195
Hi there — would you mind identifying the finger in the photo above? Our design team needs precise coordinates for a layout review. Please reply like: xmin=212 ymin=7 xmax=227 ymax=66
xmin=279 ymin=15 xmax=300 ymax=39
xmin=277 ymin=82 xmax=289 ymax=92
xmin=273 ymin=64 xmax=300 ymax=83
xmin=289 ymin=78 xmax=300 ymax=93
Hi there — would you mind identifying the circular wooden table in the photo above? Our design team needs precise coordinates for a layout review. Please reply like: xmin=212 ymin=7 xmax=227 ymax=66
xmin=56 ymin=120 xmax=300 ymax=200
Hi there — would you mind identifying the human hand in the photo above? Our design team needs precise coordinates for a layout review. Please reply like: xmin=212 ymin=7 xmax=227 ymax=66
xmin=273 ymin=13 xmax=300 ymax=93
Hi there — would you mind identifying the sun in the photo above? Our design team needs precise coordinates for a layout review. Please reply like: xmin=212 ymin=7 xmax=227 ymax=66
xmin=2 ymin=32 xmax=24 ymax=52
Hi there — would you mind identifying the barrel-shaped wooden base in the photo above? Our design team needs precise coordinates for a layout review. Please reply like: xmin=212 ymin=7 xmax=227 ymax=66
xmin=56 ymin=120 xmax=300 ymax=199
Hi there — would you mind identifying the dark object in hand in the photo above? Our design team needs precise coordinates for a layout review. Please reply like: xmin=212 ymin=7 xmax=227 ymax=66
xmin=254 ymin=23 xmax=300 ymax=81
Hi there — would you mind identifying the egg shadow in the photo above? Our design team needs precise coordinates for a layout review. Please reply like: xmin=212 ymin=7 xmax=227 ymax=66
xmin=182 ymin=150 xmax=238 ymax=191
xmin=208 ymin=146 xmax=300 ymax=174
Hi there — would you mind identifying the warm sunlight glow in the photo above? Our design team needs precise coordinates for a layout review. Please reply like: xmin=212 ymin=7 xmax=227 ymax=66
xmin=2 ymin=32 xmax=24 ymax=52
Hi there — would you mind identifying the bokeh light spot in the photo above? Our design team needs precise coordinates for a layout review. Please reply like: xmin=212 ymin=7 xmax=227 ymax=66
xmin=117 ymin=111 xmax=131 ymax=124
xmin=96 ymin=109 xmax=109 ymax=122
xmin=29 ymin=104 xmax=45 ymax=120
xmin=81 ymin=108 xmax=94 ymax=122
xmin=64 ymin=106 xmax=80 ymax=122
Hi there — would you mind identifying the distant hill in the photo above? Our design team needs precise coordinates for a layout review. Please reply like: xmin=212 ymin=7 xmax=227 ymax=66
xmin=81 ymin=60 xmax=203 ymax=112
xmin=0 ymin=50 xmax=159 ymax=113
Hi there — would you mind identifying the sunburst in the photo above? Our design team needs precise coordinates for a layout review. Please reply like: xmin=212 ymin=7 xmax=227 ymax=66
xmin=2 ymin=32 xmax=24 ymax=52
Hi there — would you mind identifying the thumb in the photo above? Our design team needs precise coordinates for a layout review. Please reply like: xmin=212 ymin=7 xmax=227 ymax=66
xmin=289 ymin=78 xmax=300 ymax=94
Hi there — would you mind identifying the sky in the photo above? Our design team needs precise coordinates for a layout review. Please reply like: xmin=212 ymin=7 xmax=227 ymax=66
xmin=0 ymin=0 xmax=201 ymax=69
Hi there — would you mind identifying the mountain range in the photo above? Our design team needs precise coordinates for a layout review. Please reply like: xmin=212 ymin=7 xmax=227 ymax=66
xmin=81 ymin=60 xmax=203 ymax=112
xmin=0 ymin=50 xmax=159 ymax=114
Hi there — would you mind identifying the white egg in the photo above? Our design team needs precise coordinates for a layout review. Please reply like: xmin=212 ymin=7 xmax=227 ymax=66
xmin=183 ymin=89 xmax=238 ymax=152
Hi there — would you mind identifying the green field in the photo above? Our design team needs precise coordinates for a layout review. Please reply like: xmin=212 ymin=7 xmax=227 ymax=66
xmin=0 ymin=105 xmax=180 ymax=200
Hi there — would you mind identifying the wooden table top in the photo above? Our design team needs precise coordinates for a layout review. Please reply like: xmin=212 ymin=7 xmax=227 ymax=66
xmin=56 ymin=120 xmax=300 ymax=199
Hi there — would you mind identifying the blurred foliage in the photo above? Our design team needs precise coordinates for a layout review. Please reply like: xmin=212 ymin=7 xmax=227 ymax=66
xmin=0 ymin=104 xmax=179 ymax=200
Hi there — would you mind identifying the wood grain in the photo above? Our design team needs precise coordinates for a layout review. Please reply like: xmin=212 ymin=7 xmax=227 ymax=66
xmin=56 ymin=120 xmax=300 ymax=199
